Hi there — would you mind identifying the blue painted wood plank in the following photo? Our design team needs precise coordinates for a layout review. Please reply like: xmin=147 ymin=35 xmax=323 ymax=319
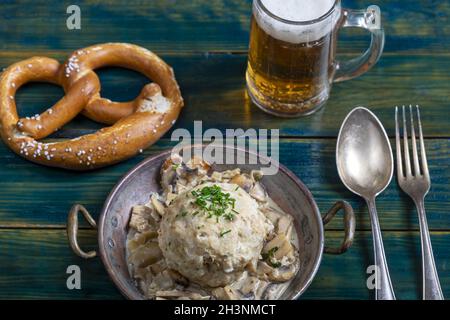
xmin=1 ymin=53 xmax=449 ymax=138
xmin=0 ymin=229 xmax=448 ymax=299
xmin=0 ymin=0 xmax=448 ymax=54
xmin=0 ymin=138 xmax=448 ymax=231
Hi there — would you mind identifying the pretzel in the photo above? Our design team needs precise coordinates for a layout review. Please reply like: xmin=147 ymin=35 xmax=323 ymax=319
xmin=0 ymin=43 xmax=183 ymax=170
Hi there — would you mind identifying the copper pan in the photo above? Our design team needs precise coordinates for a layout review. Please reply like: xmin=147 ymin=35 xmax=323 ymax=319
xmin=67 ymin=145 xmax=355 ymax=299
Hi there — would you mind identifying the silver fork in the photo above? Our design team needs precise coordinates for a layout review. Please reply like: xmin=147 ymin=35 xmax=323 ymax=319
xmin=395 ymin=105 xmax=444 ymax=300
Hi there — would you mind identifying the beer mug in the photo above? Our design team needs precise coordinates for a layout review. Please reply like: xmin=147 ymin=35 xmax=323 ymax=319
xmin=246 ymin=0 xmax=385 ymax=117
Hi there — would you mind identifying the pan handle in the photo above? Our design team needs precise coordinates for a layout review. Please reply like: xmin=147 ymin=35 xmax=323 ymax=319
xmin=67 ymin=204 xmax=97 ymax=259
xmin=322 ymin=201 xmax=355 ymax=255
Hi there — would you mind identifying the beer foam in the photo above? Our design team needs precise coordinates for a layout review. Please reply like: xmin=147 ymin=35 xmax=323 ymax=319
xmin=255 ymin=0 xmax=341 ymax=44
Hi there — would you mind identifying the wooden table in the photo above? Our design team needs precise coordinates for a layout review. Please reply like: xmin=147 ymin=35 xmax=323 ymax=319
xmin=0 ymin=0 xmax=448 ymax=299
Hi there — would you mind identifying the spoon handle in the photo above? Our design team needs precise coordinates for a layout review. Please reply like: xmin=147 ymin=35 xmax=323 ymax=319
xmin=367 ymin=198 xmax=396 ymax=300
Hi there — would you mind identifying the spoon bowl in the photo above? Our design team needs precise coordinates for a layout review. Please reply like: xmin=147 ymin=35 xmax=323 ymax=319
xmin=336 ymin=107 xmax=393 ymax=198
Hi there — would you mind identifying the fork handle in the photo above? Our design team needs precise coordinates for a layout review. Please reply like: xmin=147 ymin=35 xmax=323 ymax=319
xmin=415 ymin=199 xmax=444 ymax=300
xmin=367 ymin=198 xmax=396 ymax=300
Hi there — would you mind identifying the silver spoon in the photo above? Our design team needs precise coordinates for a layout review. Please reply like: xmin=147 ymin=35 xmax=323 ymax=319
xmin=336 ymin=107 xmax=396 ymax=300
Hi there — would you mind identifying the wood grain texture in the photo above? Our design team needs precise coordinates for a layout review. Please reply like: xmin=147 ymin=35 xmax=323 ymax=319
xmin=0 ymin=229 xmax=448 ymax=300
xmin=0 ymin=0 xmax=448 ymax=54
xmin=1 ymin=53 xmax=449 ymax=138
xmin=0 ymin=0 xmax=449 ymax=300
xmin=0 ymin=139 xmax=448 ymax=230
xmin=0 ymin=229 xmax=121 ymax=299
xmin=302 ymin=230 xmax=450 ymax=299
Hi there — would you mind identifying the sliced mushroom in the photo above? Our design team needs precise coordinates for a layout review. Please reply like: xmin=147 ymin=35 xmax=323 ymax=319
xmin=149 ymin=270 xmax=174 ymax=292
xmin=239 ymin=276 xmax=260 ymax=295
xmin=127 ymin=230 xmax=158 ymax=251
xmin=129 ymin=206 xmax=151 ymax=232
xmin=160 ymin=154 xmax=182 ymax=190
xmin=276 ymin=215 xmax=294 ymax=239
xmin=230 ymin=173 xmax=253 ymax=192
xmin=256 ymin=261 xmax=297 ymax=282
xmin=167 ymin=269 xmax=189 ymax=287
xmin=236 ymin=276 xmax=261 ymax=300
xmin=150 ymin=194 xmax=165 ymax=217
xmin=174 ymin=181 xmax=189 ymax=194
xmin=129 ymin=205 xmax=159 ymax=232
xmin=255 ymin=280 xmax=270 ymax=299
xmin=165 ymin=191 xmax=177 ymax=205
xmin=210 ymin=171 xmax=223 ymax=181
xmin=156 ymin=290 xmax=210 ymax=300
xmin=261 ymin=206 xmax=283 ymax=224
xmin=211 ymin=286 xmax=240 ymax=300
xmin=221 ymin=168 xmax=241 ymax=179
xmin=186 ymin=156 xmax=211 ymax=176
xmin=250 ymin=170 xmax=263 ymax=181
xmin=129 ymin=241 xmax=163 ymax=268
xmin=250 ymin=182 xmax=267 ymax=202
xmin=263 ymin=233 xmax=294 ymax=260
xmin=161 ymin=169 xmax=177 ymax=191
xmin=133 ymin=265 xmax=153 ymax=283
xmin=161 ymin=153 xmax=183 ymax=171
xmin=245 ymin=258 xmax=258 ymax=274
xmin=149 ymin=259 xmax=167 ymax=275
xmin=181 ymin=162 xmax=198 ymax=175
xmin=131 ymin=205 xmax=152 ymax=217
xmin=170 ymin=159 xmax=208 ymax=188
xmin=261 ymin=283 xmax=279 ymax=300
xmin=256 ymin=260 xmax=274 ymax=276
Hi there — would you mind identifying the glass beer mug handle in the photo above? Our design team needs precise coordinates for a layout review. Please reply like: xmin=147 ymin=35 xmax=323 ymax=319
xmin=334 ymin=5 xmax=385 ymax=83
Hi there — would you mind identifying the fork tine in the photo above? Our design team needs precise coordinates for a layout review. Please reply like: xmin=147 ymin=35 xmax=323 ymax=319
xmin=402 ymin=106 xmax=412 ymax=177
xmin=395 ymin=106 xmax=404 ymax=178
xmin=416 ymin=105 xmax=430 ymax=179
xmin=409 ymin=105 xmax=421 ymax=176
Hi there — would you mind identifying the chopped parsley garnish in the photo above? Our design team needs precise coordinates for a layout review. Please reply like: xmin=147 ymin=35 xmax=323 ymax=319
xmin=176 ymin=210 xmax=188 ymax=219
xmin=269 ymin=261 xmax=282 ymax=268
xmin=261 ymin=246 xmax=281 ymax=268
xmin=219 ymin=229 xmax=232 ymax=237
xmin=191 ymin=185 xmax=237 ymax=222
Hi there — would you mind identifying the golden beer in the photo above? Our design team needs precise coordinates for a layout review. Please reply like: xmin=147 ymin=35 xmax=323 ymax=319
xmin=246 ymin=0 xmax=341 ymax=117
xmin=246 ymin=0 xmax=386 ymax=117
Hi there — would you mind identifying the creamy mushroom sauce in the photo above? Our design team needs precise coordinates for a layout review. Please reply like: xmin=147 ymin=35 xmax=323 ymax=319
xmin=126 ymin=155 xmax=300 ymax=300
